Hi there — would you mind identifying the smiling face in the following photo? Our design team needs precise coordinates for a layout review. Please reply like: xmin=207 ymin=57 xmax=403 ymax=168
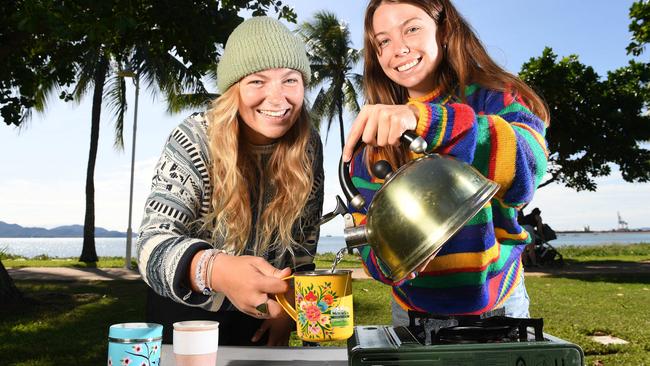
xmin=237 ymin=68 xmax=304 ymax=145
xmin=372 ymin=2 xmax=443 ymax=97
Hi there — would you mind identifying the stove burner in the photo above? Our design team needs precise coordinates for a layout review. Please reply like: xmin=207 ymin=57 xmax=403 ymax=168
xmin=437 ymin=325 xmax=516 ymax=344
xmin=404 ymin=310 xmax=545 ymax=345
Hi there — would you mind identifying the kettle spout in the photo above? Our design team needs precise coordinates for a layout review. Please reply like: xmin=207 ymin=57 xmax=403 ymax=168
xmin=343 ymin=224 xmax=367 ymax=249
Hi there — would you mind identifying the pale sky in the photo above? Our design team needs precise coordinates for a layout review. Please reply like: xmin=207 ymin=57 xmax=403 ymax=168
xmin=1 ymin=0 xmax=649 ymax=235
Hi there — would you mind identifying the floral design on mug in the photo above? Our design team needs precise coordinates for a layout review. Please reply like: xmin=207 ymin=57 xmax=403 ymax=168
xmin=108 ymin=342 xmax=160 ymax=366
xmin=296 ymin=281 xmax=340 ymax=340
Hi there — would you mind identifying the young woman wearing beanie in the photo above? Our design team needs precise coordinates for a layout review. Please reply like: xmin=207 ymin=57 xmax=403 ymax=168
xmin=137 ymin=17 xmax=324 ymax=346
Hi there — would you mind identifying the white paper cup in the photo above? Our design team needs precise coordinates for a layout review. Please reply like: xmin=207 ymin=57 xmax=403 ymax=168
xmin=173 ymin=320 xmax=219 ymax=366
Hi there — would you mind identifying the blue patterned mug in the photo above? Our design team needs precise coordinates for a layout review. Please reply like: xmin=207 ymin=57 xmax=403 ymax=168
xmin=108 ymin=322 xmax=163 ymax=366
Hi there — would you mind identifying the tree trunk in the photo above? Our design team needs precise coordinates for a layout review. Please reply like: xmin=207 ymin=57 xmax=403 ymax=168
xmin=0 ymin=260 xmax=23 ymax=306
xmin=337 ymin=101 xmax=345 ymax=149
xmin=80 ymin=54 xmax=108 ymax=263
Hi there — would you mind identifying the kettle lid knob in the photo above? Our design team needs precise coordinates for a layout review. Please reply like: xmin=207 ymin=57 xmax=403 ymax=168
xmin=372 ymin=160 xmax=393 ymax=180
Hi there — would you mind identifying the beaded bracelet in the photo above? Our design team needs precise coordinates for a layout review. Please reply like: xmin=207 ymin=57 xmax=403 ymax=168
xmin=194 ymin=249 xmax=214 ymax=296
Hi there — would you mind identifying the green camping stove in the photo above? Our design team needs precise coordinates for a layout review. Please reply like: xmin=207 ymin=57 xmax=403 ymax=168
xmin=347 ymin=316 xmax=584 ymax=366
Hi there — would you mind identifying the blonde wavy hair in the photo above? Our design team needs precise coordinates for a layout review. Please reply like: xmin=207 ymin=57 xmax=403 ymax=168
xmin=363 ymin=0 xmax=550 ymax=169
xmin=203 ymin=83 xmax=314 ymax=255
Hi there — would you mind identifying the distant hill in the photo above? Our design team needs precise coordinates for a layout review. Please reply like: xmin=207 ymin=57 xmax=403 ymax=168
xmin=0 ymin=221 xmax=131 ymax=238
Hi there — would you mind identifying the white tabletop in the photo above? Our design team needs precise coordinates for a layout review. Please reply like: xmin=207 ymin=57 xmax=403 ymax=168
xmin=161 ymin=345 xmax=348 ymax=365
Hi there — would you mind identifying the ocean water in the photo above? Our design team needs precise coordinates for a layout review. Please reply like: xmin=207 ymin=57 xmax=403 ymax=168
xmin=1 ymin=232 xmax=649 ymax=258
xmin=0 ymin=236 xmax=350 ymax=258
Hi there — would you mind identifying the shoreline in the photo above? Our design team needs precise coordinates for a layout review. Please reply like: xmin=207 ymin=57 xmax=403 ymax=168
xmin=556 ymin=229 xmax=650 ymax=234
xmin=2 ymin=229 xmax=650 ymax=239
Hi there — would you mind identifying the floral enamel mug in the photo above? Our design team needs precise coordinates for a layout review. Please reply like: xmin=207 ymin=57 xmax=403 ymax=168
xmin=276 ymin=269 xmax=354 ymax=342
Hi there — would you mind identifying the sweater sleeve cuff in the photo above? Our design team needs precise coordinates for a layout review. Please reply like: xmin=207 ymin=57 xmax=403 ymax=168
xmin=407 ymin=100 xmax=430 ymax=137
xmin=171 ymin=242 xmax=224 ymax=308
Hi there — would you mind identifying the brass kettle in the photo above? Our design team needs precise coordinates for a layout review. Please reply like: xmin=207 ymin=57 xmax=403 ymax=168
xmin=333 ymin=132 xmax=500 ymax=281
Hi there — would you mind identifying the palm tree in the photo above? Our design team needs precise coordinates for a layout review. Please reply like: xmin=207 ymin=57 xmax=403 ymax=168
xmin=72 ymin=46 xmax=209 ymax=263
xmin=298 ymin=12 xmax=363 ymax=148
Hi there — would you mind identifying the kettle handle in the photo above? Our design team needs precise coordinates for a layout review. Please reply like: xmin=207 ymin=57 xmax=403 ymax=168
xmin=339 ymin=131 xmax=427 ymax=210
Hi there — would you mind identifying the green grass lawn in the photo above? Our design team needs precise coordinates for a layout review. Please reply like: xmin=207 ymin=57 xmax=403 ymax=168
xmin=0 ymin=281 xmax=146 ymax=365
xmin=559 ymin=243 xmax=650 ymax=262
xmin=528 ymin=274 xmax=650 ymax=366
xmin=2 ymin=244 xmax=650 ymax=365
xmin=2 ymin=275 xmax=650 ymax=365
xmin=1 ymin=255 xmax=136 ymax=268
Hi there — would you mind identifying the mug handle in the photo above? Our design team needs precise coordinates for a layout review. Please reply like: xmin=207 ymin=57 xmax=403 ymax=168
xmin=274 ymin=275 xmax=297 ymax=321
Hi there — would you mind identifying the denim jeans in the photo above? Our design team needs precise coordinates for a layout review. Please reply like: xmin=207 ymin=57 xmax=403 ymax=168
xmin=502 ymin=268 xmax=531 ymax=318
xmin=391 ymin=269 xmax=530 ymax=325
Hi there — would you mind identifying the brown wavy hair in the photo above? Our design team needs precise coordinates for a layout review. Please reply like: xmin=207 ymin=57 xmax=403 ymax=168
xmin=203 ymin=83 xmax=314 ymax=255
xmin=363 ymin=0 xmax=549 ymax=168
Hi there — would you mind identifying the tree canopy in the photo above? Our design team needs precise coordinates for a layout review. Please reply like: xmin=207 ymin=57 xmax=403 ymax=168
xmin=1 ymin=1 xmax=78 ymax=126
xmin=519 ymin=0 xmax=650 ymax=192
xmin=1 ymin=0 xmax=296 ymax=127
xmin=520 ymin=48 xmax=650 ymax=191
xmin=627 ymin=0 xmax=650 ymax=56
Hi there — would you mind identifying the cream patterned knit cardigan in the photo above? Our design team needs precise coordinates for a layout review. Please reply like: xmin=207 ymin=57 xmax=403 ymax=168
xmin=137 ymin=113 xmax=324 ymax=311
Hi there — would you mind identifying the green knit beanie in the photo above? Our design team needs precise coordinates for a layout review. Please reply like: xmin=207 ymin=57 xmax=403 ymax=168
xmin=217 ymin=17 xmax=311 ymax=93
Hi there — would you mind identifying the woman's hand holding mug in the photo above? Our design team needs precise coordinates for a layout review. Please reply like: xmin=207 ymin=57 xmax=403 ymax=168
xmin=210 ymin=254 xmax=292 ymax=319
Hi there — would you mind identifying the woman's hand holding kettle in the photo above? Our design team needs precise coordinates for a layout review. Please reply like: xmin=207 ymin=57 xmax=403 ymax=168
xmin=342 ymin=104 xmax=420 ymax=162
xmin=406 ymin=257 xmax=436 ymax=280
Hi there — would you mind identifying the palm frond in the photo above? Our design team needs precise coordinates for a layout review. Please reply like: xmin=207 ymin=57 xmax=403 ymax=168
xmin=311 ymin=86 xmax=338 ymax=145
xmin=166 ymin=92 xmax=218 ymax=114
xmin=342 ymin=80 xmax=361 ymax=113
xmin=115 ymin=45 xmax=211 ymax=118
xmin=205 ymin=67 xmax=218 ymax=86
xmin=346 ymin=48 xmax=362 ymax=67
xmin=308 ymin=63 xmax=329 ymax=88
xmin=349 ymin=73 xmax=364 ymax=94
xmin=73 ymin=48 xmax=104 ymax=101
xmin=104 ymin=73 xmax=128 ymax=149
xmin=135 ymin=47 xmax=208 ymax=100
xmin=310 ymin=88 xmax=329 ymax=126
xmin=32 ymin=70 xmax=62 ymax=113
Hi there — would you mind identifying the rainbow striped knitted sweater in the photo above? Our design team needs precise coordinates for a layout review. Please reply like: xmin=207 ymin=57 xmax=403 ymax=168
xmin=350 ymin=84 xmax=548 ymax=315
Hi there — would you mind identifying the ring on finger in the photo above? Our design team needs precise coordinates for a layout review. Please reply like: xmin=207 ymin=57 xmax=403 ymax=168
xmin=255 ymin=301 xmax=269 ymax=317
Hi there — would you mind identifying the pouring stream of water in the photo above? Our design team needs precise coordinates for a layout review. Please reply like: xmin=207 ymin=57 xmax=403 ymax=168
xmin=330 ymin=248 xmax=347 ymax=273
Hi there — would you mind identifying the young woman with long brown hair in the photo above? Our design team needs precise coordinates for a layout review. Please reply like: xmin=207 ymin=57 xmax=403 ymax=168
xmin=137 ymin=17 xmax=324 ymax=345
xmin=342 ymin=0 xmax=549 ymax=324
